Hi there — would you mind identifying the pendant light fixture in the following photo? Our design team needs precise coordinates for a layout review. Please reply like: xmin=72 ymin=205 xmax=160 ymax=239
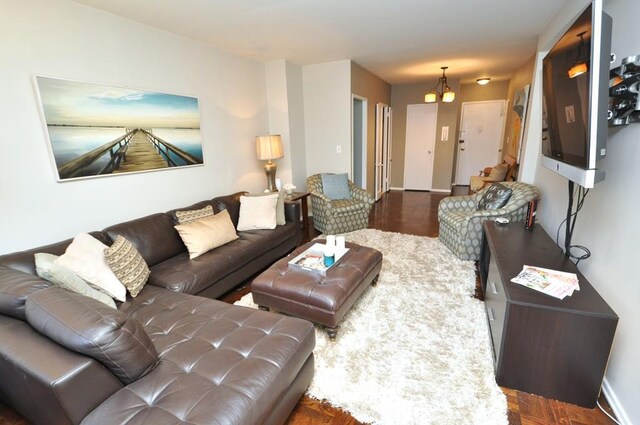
xmin=425 ymin=66 xmax=456 ymax=103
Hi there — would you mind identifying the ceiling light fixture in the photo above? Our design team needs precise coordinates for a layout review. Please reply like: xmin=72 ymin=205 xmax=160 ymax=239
xmin=476 ymin=78 xmax=491 ymax=85
xmin=568 ymin=31 xmax=588 ymax=79
xmin=425 ymin=66 xmax=455 ymax=103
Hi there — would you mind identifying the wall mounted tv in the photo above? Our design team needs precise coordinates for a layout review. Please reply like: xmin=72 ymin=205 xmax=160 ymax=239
xmin=541 ymin=0 xmax=612 ymax=188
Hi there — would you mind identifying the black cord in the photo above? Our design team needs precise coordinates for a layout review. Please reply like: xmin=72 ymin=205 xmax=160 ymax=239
xmin=556 ymin=180 xmax=591 ymax=265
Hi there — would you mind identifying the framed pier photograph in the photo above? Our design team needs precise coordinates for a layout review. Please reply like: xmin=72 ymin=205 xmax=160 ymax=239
xmin=34 ymin=76 xmax=204 ymax=181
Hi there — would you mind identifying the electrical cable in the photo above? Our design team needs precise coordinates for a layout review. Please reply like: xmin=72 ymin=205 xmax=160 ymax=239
xmin=556 ymin=181 xmax=591 ymax=265
xmin=597 ymin=400 xmax=620 ymax=424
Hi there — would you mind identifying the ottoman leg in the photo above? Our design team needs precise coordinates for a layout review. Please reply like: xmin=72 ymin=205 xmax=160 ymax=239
xmin=258 ymin=305 xmax=270 ymax=311
xmin=371 ymin=274 xmax=380 ymax=286
xmin=327 ymin=326 xmax=339 ymax=341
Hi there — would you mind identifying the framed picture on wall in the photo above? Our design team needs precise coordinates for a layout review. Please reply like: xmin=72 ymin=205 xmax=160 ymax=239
xmin=34 ymin=76 xmax=204 ymax=182
xmin=510 ymin=84 xmax=530 ymax=164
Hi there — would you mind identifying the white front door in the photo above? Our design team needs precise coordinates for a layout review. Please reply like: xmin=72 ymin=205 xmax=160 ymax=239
xmin=403 ymin=103 xmax=438 ymax=191
xmin=455 ymin=100 xmax=507 ymax=185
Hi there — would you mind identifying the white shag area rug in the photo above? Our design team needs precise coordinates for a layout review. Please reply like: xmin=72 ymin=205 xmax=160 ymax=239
xmin=235 ymin=229 xmax=507 ymax=425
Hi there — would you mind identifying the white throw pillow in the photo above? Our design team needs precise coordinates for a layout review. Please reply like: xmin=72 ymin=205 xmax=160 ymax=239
xmin=55 ymin=233 xmax=127 ymax=302
xmin=237 ymin=193 xmax=279 ymax=231
xmin=35 ymin=253 xmax=117 ymax=308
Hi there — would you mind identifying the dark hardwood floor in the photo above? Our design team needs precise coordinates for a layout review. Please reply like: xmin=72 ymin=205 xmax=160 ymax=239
xmin=0 ymin=188 xmax=617 ymax=425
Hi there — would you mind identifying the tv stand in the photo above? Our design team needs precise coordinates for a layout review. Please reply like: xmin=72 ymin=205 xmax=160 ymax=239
xmin=480 ymin=221 xmax=618 ymax=408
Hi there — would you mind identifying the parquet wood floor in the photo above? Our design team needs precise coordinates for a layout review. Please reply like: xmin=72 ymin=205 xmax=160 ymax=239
xmin=0 ymin=188 xmax=618 ymax=424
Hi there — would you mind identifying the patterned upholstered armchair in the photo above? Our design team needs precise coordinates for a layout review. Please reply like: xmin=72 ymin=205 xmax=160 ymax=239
xmin=306 ymin=174 xmax=374 ymax=234
xmin=438 ymin=181 xmax=540 ymax=261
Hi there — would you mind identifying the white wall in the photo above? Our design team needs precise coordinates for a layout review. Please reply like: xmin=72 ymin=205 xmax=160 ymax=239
xmin=521 ymin=0 xmax=639 ymax=422
xmin=264 ymin=60 xmax=308 ymax=191
xmin=302 ymin=60 xmax=352 ymax=177
xmin=0 ymin=0 xmax=269 ymax=254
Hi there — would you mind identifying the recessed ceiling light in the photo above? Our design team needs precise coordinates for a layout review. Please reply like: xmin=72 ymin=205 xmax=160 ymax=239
xmin=476 ymin=78 xmax=491 ymax=85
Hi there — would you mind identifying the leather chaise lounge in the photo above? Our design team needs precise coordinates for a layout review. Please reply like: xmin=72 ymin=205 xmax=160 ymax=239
xmin=0 ymin=192 xmax=315 ymax=425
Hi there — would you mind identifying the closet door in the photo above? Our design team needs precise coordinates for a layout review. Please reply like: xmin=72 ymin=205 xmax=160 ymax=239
xmin=403 ymin=103 xmax=437 ymax=191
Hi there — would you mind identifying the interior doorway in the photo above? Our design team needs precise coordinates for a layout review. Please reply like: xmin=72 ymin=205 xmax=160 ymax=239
xmin=352 ymin=95 xmax=367 ymax=189
xmin=455 ymin=100 xmax=507 ymax=185
xmin=403 ymin=103 xmax=438 ymax=191
xmin=375 ymin=103 xmax=392 ymax=201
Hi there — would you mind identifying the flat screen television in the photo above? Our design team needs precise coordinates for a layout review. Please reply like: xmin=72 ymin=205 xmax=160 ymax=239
xmin=541 ymin=0 xmax=612 ymax=188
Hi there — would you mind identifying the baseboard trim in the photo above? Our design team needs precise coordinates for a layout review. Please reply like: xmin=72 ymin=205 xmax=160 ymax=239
xmin=602 ymin=377 xmax=631 ymax=425
xmin=389 ymin=187 xmax=451 ymax=193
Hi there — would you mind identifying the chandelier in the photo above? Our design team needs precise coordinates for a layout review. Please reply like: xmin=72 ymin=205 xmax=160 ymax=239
xmin=425 ymin=66 xmax=456 ymax=103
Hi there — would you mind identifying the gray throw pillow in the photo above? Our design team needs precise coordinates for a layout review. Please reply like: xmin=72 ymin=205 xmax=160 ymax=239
xmin=35 ymin=253 xmax=117 ymax=308
xmin=477 ymin=183 xmax=512 ymax=211
xmin=321 ymin=173 xmax=351 ymax=200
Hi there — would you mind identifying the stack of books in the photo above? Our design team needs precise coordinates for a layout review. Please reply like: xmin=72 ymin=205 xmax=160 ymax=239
xmin=511 ymin=265 xmax=579 ymax=299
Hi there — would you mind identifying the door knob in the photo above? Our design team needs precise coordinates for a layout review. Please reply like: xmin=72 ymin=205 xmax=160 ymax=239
xmin=427 ymin=150 xmax=432 ymax=154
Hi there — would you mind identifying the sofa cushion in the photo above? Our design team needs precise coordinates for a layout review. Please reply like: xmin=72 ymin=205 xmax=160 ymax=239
xmin=55 ymin=233 xmax=127 ymax=302
xmin=104 ymin=236 xmax=150 ymax=298
xmin=35 ymin=253 xmax=116 ymax=308
xmin=237 ymin=193 xmax=279 ymax=231
xmin=25 ymin=287 xmax=158 ymax=385
xmin=211 ymin=192 xmax=245 ymax=228
xmin=85 ymin=285 xmax=315 ymax=425
xmin=104 ymin=213 xmax=185 ymax=267
xmin=0 ymin=266 xmax=50 ymax=320
xmin=149 ymin=223 xmax=298 ymax=295
xmin=174 ymin=209 xmax=239 ymax=259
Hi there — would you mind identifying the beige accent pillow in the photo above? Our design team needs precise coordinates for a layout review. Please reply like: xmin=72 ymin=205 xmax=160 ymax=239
xmin=34 ymin=253 xmax=117 ymax=308
xmin=55 ymin=233 xmax=127 ymax=302
xmin=175 ymin=205 xmax=214 ymax=225
xmin=237 ymin=193 xmax=279 ymax=231
xmin=104 ymin=236 xmax=150 ymax=298
xmin=488 ymin=163 xmax=509 ymax=181
xmin=245 ymin=191 xmax=285 ymax=225
xmin=175 ymin=209 xmax=239 ymax=259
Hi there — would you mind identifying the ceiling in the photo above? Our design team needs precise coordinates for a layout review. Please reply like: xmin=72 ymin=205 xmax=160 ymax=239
xmin=71 ymin=0 xmax=568 ymax=84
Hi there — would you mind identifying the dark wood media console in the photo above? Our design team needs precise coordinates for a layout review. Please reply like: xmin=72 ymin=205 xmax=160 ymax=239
xmin=479 ymin=221 xmax=618 ymax=408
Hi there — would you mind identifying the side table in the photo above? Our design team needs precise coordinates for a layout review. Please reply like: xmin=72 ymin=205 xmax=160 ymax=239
xmin=285 ymin=191 xmax=310 ymax=232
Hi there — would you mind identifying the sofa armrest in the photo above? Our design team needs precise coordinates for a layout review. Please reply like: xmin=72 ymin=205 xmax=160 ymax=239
xmin=0 ymin=316 xmax=123 ymax=425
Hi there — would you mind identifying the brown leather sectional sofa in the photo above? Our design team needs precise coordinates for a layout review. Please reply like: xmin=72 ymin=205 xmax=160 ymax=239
xmin=0 ymin=192 xmax=315 ymax=425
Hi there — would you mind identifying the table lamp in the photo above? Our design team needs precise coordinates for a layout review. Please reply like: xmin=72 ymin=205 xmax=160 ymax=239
xmin=256 ymin=134 xmax=284 ymax=192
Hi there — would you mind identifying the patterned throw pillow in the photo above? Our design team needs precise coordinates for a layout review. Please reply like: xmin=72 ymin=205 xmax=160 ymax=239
xmin=477 ymin=183 xmax=513 ymax=211
xmin=175 ymin=205 xmax=214 ymax=225
xmin=104 ymin=236 xmax=150 ymax=298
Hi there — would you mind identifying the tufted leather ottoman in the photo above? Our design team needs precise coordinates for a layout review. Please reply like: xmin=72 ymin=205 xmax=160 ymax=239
xmin=251 ymin=240 xmax=382 ymax=339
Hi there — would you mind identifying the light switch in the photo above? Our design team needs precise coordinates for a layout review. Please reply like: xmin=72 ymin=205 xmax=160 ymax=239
xmin=441 ymin=126 xmax=449 ymax=142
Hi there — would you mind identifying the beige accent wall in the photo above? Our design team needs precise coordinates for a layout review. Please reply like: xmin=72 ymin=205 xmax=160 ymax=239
xmin=502 ymin=55 xmax=536 ymax=163
xmin=351 ymin=62 xmax=391 ymax=194
xmin=390 ymin=79 xmax=461 ymax=191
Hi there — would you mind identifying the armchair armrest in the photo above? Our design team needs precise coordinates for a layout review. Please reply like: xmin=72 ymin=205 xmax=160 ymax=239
xmin=438 ymin=193 xmax=477 ymax=217
xmin=309 ymin=191 xmax=333 ymax=209
xmin=348 ymin=182 xmax=374 ymax=205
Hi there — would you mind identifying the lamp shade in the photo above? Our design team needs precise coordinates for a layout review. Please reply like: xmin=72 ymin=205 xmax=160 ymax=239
xmin=442 ymin=91 xmax=456 ymax=103
xmin=256 ymin=135 xmax=284 ymax=160
xmin=568 ymin=63 xmax=588 ymax=79
xmin=424 ymin=92 xmax=437 ymax=103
